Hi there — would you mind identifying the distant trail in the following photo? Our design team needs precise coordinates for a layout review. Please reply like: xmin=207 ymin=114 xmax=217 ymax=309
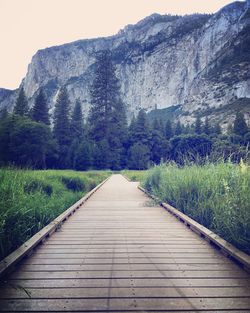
xmin=1 ymin=174 xmax=250 ymax=312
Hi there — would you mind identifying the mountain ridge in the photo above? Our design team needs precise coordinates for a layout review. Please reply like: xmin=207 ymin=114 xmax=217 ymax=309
xmin=1 ymin=1 xmax=249 ymax=130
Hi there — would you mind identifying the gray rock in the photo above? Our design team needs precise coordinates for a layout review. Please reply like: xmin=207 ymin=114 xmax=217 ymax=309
xmin=1 ymin=1 xmax=250 ymax=128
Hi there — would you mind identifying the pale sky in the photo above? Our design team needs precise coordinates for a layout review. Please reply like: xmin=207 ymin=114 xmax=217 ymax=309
xmin=0 ymin=0 xmax=238 ymax=89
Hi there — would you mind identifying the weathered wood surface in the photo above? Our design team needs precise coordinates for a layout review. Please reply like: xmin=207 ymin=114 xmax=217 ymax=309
xmin=139 ymin=186 xmax=250 ymax=272
xmin=0 ymin=174 xmax=250 ymax=312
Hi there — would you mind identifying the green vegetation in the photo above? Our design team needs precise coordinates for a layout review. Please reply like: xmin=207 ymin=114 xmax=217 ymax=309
xmin=142 ymin=162 xmax=250 ymax=254
xmin=121 ymin=170 xmax=146 ymax=182
xmin=0 ymin=169 xmax=110 ymax=260
xmin=0 ymin=50 xmax=249 ymax=170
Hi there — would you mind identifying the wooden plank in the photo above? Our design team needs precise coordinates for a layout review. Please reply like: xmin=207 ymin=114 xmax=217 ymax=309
xmin=0 ymin=297 xmax=250 ymax=311
xmin=19 ymin=262 xmax=241 ymax=272
xmin=138 ymin=186 xmax=250 ymax=272
xmin=0 ymin=299 xmax=108 ymax=311
xmin=109 ymin=298 xmax=250 ymax=311
xmin=5 ymin=277 xmax=250 ymax=288
xmin=23 ymin=258 xmax=229 ymax=265
xmin=1 ymin=286 xmax=250 ymax=299
xmin=1 ymin=174 xmax=250 ymax=312
xmin=0 ymin=177 xmax=110 ymax=279
xmin=10 ymin=269 xmax=248 ymax=279
xmin=32 ymin=252 xmax=223 ymax=258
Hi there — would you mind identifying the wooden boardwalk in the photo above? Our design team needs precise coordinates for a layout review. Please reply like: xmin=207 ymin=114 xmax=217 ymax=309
xmin=1 ymin=174 xmax=250 ymax=312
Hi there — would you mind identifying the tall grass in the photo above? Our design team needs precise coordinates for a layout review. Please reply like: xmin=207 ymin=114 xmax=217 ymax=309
xmin=0 ymin=169 xmax=110 ymax=260
xmin=143 ymin=161 xmax=250 ymax=254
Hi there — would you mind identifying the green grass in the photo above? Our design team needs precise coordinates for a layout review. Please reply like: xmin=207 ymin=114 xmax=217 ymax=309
xmin=121 ymin=170 xmax=146 ymax=182
xmin=142 ymin=161 xmax=250 ymax=254
xmin=0 ymin=169 xmax=111 ymax=260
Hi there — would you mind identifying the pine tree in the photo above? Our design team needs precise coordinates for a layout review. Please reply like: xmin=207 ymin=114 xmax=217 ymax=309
xmin=203 ymin=117 xmax=210 ymax=135
xmin=131 ymin=109 xmax=151 ymax=146
xmin=150 ymin=117 xmax=168 ymax=164
xmin=70 ymin=100 xmax=84 ymax=140
xmin=194 ymin=116 xmax=202 ymax=134
xmin=88 ymin=50 xmax=127 ymax=169
xmin=127 ymin=143 xmax=150 ymax=170
xmin=74 ymin=140 xmax=93 ymax=171
xmin=152 ymin=118 xmax=161 ymax=132
xmin=175 ymin=121 xmax=182 ymax=136
xmin=165 ymin=120 xmax=173 ymax=139
xmin=53 ymin=87 xmax=71 ymax=168
xmin=31 ymin=89 xmax=50 ymax=125
xmin=0 ymin=107 xmax=8 ymax=120
xmin=13 ymin=87 xmax=29 ymax=116
xmin=213 ymin=122 xmax=221 ymax=135
xmin=227 ymin=123 xmax=233 ymax=134
xmin=233 ymin=112 xmax=248 ymax=136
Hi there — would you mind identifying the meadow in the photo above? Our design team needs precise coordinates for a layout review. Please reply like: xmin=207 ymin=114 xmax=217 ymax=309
xmin=123 ymin=161 xmax=250 ymax=255
xmin=121 ymin=170 xmax=146 ymax=182
xmin=0 ymin=169 xmax=110 ymax=260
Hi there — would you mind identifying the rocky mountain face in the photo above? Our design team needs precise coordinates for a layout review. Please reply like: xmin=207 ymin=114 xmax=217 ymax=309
xmin=1 ymin=1 xmax=250 ymax=129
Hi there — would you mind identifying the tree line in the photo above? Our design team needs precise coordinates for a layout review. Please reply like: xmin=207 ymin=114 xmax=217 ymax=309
xmin=0 ymin=50 xmax=249 ymax=170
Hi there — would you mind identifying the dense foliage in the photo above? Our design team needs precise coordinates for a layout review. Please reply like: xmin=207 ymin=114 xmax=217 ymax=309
xmin=0 ymin=49 xmax=249 ymax=170
xmin=0 ymin=169 xmax=110 ymax=260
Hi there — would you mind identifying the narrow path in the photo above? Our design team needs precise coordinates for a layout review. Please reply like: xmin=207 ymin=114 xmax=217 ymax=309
xmin=1 ymin=174 xmax=250 ymax=312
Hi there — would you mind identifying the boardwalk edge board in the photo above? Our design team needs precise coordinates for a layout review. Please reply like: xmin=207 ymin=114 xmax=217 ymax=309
xmin=138 ymin=185 xmax=250 ymax=273
xmin=0 ymin=176 xmax=110 ymax=279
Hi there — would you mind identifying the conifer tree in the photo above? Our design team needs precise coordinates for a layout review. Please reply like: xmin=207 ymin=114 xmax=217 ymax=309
xmin=74 ymin=140 xmax=93 ymax=171
xmin=0 ymin=107 xmax=8 ymax=120
xmin=70 ymin=100 xmax=84 ymax=140
xmin=127 ymin=143 xmax=150 ymax=170
xmin=152 ymin=118 xmax=161 ymax=133
xmin=213 ymin=122 xmax=221 ymax=135
xmin=194 ymin=116 xmax=202 ymax=134
xmin=150 ymin=117 xmax=169 ymax=164
xmin=88 ymin=50 xmax=127 ymax=169
xmin=165 ymin=120 xmax=173 ymax=139
xmin=233 ymin=112 xmax=248 ymax=136
xmin=31 ymin=89 xmax=50 ymax=125
xmin=175 ymin=121 xmax=182 ymax=136
xmin=53 ymin=87 xmax=71 ymax=168
xmin=131 ymin=109 xmax=151 ymax=146
xmin=203 ymin=117 xmax=210 ymax=135
xmin=13 ymin=87 xmax=29 ymax=116
xmin=227 ymin=123 xmax=233 ymax=134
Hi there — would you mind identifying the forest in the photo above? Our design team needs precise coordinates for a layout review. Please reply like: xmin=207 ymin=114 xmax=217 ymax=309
xmin=0 ymin=50 xmax=249 ymax=170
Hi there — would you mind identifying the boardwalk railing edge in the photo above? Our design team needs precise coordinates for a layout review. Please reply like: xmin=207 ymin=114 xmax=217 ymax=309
xmin=0 ymin=175 xmax=110 ymax=279
xmin=138 ymin=185 xmax=250 ymax=273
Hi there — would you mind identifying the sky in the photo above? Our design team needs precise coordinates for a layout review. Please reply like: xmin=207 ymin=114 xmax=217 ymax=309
xmin=0 ymin=0 xmax=238 ymax=89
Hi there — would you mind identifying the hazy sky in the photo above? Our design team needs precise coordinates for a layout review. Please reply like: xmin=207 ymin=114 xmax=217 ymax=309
xmin=0 ymin=0 xmax=237 ymax=89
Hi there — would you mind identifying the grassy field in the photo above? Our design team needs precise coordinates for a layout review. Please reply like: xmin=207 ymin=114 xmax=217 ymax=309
xmin=0 ymin=169 xmax=111 ymax=260
xmin=121 ymin=170 xmax=146 ymax=182
xmin=142 ymin=161 xmax=250 ymax=254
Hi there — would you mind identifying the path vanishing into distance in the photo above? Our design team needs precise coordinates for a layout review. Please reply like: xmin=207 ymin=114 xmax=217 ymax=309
xmin=1 ymin=174 xmax=250 ymax=312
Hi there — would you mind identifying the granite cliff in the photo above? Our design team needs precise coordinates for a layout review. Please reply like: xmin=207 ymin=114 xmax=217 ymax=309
xmin=1 ymin=1 xmax=250 ymax=129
